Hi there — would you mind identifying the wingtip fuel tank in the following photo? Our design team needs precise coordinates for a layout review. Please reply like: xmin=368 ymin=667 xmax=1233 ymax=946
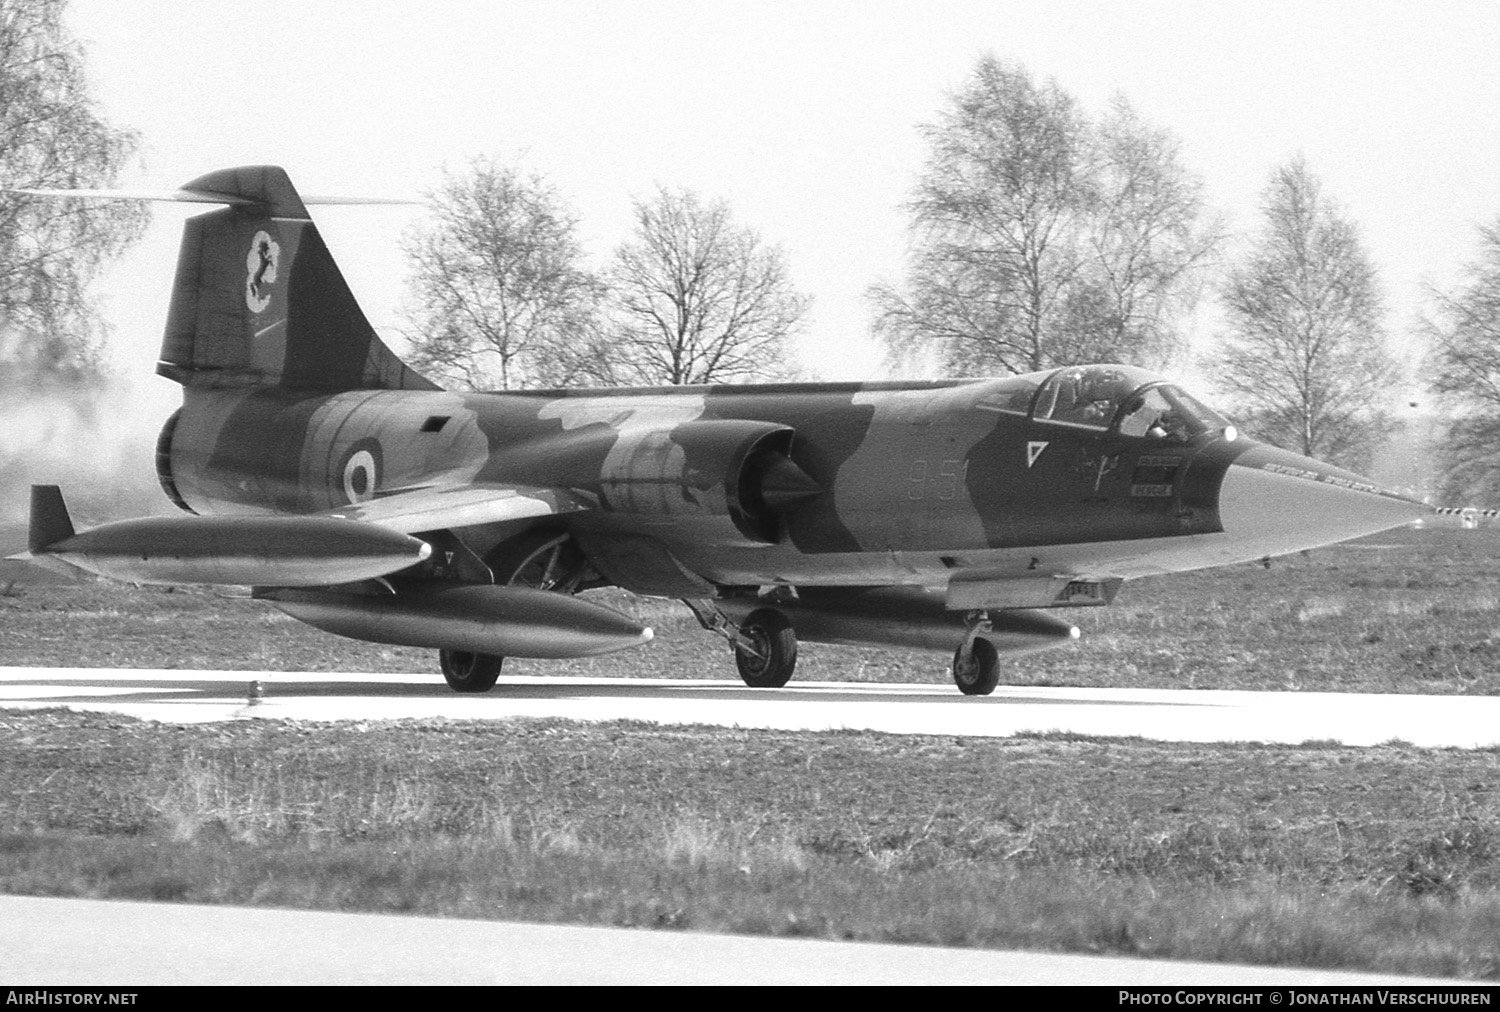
xmin=27 ymin=485 xmax=432 ymax=586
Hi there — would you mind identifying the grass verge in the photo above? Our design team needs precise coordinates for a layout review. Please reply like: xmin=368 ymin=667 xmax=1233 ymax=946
xmin=2 ymin=709 xmax=1499 ymax=978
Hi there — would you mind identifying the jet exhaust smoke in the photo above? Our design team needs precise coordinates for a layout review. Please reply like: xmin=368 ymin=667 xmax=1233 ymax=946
xmin=0 ymin=373 xmax=178 ymax=543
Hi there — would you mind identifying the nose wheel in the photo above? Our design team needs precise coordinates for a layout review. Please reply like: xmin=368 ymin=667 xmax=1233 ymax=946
xmin=952 ymin=636 xmax=1000 ymax=695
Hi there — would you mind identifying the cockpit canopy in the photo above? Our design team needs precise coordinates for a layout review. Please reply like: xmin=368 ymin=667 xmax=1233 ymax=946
xmin=979 ymin=365 xmax=1234 ymax=444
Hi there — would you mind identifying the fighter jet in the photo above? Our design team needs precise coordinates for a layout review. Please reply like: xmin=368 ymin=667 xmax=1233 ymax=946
xmin=15 ymin=166 xmax=1429 ymax=694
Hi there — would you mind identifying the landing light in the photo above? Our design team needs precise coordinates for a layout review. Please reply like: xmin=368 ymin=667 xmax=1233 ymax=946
xmin=1223 ymin=425 xmax=1237 ymax=442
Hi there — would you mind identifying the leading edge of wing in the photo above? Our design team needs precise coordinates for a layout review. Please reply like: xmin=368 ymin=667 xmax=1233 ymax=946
xmin=324 ymin=483 xmax=592 ymax=534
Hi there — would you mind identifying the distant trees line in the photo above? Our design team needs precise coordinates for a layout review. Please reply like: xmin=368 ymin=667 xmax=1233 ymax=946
xmin=7 ymin=7 xmax=1500 ymax=500
xmin=1421 ymin=224 xmax=1500 ymax=503
xmin=408 ymin=55 xmax=1406 ymax=476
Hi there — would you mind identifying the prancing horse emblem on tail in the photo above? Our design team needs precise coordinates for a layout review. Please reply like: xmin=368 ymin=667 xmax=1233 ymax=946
xmin=245 ymin=230 xmax=280 ymax=313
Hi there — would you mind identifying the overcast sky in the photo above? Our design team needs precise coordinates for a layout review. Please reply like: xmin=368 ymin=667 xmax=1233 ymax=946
xmin=64 ymin=0 xmax=1500 ymax=417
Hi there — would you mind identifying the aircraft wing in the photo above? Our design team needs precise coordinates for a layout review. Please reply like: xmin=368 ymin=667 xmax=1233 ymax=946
xmin=323 ymin=483 xmax=592 ymax=534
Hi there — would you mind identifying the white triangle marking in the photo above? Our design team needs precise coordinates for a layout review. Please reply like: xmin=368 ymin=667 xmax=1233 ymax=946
xmin=1027 ymin=441 xmax=1049 ymax=468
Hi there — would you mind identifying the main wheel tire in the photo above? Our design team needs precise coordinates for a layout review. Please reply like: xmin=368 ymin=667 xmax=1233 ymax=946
xmin=952 ymin=637 xmax=1001 ymax=696
xmin=440 ymin=648 xmax=503 ymax=693
xmin=734 ymin=607 xmax=798 ymax=688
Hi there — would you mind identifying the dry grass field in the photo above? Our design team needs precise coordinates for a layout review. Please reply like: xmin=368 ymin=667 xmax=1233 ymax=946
xmin=3 ymin=524 xmax=1500 ymax=978
xmin=2 ymin=710 xmax=1499 ymax=979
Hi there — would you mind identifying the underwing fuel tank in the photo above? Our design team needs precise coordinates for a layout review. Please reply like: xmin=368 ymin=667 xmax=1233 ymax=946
xmin=25 ymin=485 xmax=431 ymax=586
xmin=255 ymin=583 xmax=655 ymax=659
xmin=720 ymin=587 xmax=1080 ymax=656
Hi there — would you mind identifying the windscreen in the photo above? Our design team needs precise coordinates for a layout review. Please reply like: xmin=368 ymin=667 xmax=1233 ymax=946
xmin=1116 ymin=384 xmax=1233 ymax=442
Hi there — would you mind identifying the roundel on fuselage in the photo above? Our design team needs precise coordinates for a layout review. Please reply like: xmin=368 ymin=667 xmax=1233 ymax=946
xmin=338 ymin=440 xmax=382 ymax=504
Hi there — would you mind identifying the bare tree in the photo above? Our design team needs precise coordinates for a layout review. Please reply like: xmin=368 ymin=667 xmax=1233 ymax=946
xmin=873 ymin=57 xmax=1088 ymax=375
xmin=0 ymin=0 xmax=148 ymax=387
xmin=402 ymin=158 xmax=604 ymax=390
xmin=871 ymin=56 xmax=1216 ymax=376
xmin=1210 ymin=158 xmax=1398 ymax=471
xmin=1073 ymin=98 xmax=1222 ymax=367
xmin=608 ymin=186 xmax=810 ymax=385
xmin=1422 ymin=219 xmax=1500 ymax=503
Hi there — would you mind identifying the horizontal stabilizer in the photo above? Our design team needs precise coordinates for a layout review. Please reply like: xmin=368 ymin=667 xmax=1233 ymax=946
xmin=11 ymin=188 xmax=416 ymax=208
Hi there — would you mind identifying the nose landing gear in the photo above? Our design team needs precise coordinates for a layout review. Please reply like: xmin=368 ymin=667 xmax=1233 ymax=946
xmin=951 ymin=614 xmax=1000 ymax=695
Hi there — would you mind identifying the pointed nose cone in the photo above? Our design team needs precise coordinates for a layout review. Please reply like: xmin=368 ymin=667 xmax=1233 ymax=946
xmin=1217 ymin=444 xmax=1428 ymax=557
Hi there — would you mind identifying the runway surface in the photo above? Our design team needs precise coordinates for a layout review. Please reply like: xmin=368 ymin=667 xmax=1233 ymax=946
xmin=2 ymin=665 xmax=1500 ymax=747
xmin=0 ymin=895 xmax=1462 ymax=985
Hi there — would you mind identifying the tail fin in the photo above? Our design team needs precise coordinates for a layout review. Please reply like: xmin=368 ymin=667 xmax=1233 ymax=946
xmin=28 ymin=485 xmax=75 ymax=553
xmin=157 ymin=166 xmax=437 ymax=392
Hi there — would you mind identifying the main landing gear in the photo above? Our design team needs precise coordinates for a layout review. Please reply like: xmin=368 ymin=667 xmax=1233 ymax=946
xmin=684 ymin=600 xmax=799 ymax=688
xmin=438 ymin=531 xmax=590 ymax=694
xmin=439 ymin=649 xmax=504 ymax=693
xmin=732 ymin=607 xmax=798 ymax=688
